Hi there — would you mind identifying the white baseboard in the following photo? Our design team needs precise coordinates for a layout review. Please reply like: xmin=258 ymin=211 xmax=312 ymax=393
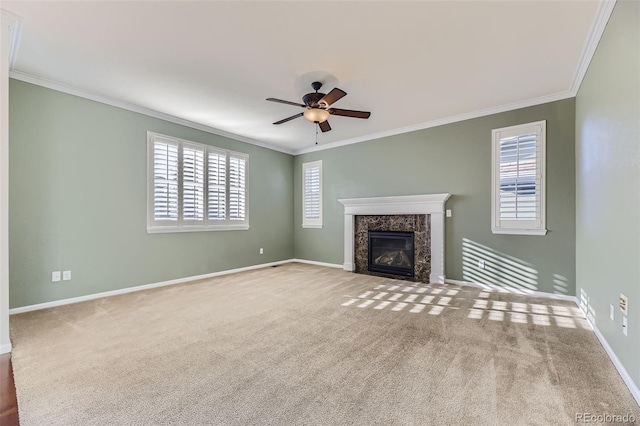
xmin=9 ymin=259 xmax=293 ymax=315
xmin=9 ymin=259 xmax=346 ymax=315
xmin=291 ymin=258 xmax=344 ymax=269
xmin=585 ymin=316 xmax=640 ymax=406
xmin=444 ymin=278 xmax=578 ymax=302
xmin=0 ymin=343 xmax=11 ymax=354
xmin=431 ymin=274 xmax=446 ymax=284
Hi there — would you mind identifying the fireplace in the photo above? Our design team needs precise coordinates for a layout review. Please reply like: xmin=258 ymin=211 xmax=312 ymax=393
xmin=338 ymin=194 xmax=451 ymax=283
xmin=368 ymin=231 xmax=415 ymax=278
xmin=355 ymin=215 xmax=427 ymax=281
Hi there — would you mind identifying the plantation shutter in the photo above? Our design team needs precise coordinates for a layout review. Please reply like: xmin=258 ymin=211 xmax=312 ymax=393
xmin=492 ymin=121 xmax=546 ymax=235
xmin=302 ymin=161 xmax=322 ymax=228
xmin=182 ymin=144 xmax=205 ymax=221
xmin=147 ymin=132 xmax=249 ymax=232
xmin=498 ymin=133 xmax=539 ymax=221
xmin=228 ymin=153 xmax=247 ymax=221
xmin=208 ymin=149 xmax=227 ymax=221
xmin=304 ymin=166 xmax=321 ymax=219
xmin=153 ymin=138 xmax=179 ymax=221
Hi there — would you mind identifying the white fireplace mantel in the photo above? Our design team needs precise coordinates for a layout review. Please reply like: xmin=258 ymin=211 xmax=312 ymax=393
xmin=337 ymin=194 xmax=451 ymax=283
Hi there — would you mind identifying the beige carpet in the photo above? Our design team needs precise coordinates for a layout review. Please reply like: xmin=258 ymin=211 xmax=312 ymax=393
xmin=9 ymin=263 xmax=640 ymax=425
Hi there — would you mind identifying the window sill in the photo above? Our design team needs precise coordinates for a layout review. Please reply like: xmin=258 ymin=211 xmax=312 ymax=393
xmin=492 ymin=227 xmax=547 ymax=236
xmin=302 ymin=224 xmax=323 ymax=229
xmin=147 ymin=224 xmax=250 ymax=234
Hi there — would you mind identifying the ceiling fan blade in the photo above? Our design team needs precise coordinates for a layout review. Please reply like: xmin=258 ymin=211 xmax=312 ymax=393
xmin=318 ymin=88 xmax=347 ymax=107
xmin=329 ymin=108 xmax=371 ymax=119
xmin=319 ymin=120 xmax=331 ymax=133
xmin=266 ymin=98 xmax=305 ymax=108
xmin=273 ymin=112 xmax=304 ymax=125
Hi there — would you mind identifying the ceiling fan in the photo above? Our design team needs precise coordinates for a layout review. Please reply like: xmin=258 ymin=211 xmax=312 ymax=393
xmin=266 ymin=81 xmax=371 ymax=133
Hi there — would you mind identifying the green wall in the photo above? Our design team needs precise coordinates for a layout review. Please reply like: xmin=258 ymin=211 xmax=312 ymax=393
xmin=294 ymin=99 xmax=576 ymax=295
xmin=576 ymin=0 xmax=640 ymax=389
xmin=8 ymin=81 xmax=578 ymax=307
xmin=9 ymin=80 xmax=294 ymax=308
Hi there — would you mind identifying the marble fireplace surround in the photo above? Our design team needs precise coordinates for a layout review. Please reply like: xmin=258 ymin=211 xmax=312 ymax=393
xmin=338 ymin=194 xmax=451 ymax=283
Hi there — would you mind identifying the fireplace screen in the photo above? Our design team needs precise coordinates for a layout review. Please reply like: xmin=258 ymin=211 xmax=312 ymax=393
xmin=368 ymin=231 xmax=415 ymax=278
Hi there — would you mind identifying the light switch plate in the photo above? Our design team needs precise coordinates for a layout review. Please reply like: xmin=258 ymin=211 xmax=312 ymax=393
xmin=52 ymin=271 xmax=61 ymax=282
xmin=63 ymin=270 xmax=71 ymax=281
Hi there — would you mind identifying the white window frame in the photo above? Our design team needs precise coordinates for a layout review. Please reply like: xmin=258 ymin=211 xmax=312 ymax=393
xmin=491 ymin=120 xmax=547 ymax=236
xmin=302 ymin=160 xmax=323 ymax=229
xmin=147 ymin=132 xmax=249 ymax=233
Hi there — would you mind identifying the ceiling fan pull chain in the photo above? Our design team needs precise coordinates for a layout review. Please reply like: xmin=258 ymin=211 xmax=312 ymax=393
xmin=315 ymin=123 xmax=318 ymax=145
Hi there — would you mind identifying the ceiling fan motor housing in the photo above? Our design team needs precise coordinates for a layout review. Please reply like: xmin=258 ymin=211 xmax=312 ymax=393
xmin=302 ymin=92 xmax=326 ymax=108
xmin=302 ymin=82 xmax=327 ymax=108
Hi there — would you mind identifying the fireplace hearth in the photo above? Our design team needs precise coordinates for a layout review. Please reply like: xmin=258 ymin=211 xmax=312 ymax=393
xmin=368 ymin=231 xmax=415 ymax=277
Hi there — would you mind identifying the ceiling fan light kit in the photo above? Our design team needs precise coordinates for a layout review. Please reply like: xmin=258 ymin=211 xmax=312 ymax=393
xmin=267 ymin=81 xmax=371 ymax=138
xmin=303 ymin=108 xmax=330 ymax=123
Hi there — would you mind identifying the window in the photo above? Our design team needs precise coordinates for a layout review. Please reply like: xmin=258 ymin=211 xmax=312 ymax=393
xmin=491 ymin=121 xmax=546 ymax=235
xmin=302 ymin=160 xmax=322 ymax=228
xmin=147 ymin=132 xmax=248 ymax=232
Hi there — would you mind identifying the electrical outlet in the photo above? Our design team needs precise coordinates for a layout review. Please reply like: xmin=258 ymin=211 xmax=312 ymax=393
xmin=619 ymin=293 xmax=628 ymax=315
xmin=259 ymin=248 xmax=264 ymax=255
xmin=52 ymin=271 xmax=61 ymax=282
xmin=63 ymin=270 xmax=71 ymax=281
xmin=610 ymin=304 xmax=615 ymax=321
xmin=446 ymin=209 xmax=452 ymax=217
xmin=622 ymin=316 xmax=628 ymax=336
xmin=478 ymin=260 xmax=485 ymax=269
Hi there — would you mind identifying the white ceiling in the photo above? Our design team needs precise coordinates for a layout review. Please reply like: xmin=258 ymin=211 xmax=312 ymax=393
xmin=5 ymin=1 xmax=602 ymax=154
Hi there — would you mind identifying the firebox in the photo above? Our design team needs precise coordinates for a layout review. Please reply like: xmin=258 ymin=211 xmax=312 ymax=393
xmin=368 ymin=231 xmax=415 ymax=278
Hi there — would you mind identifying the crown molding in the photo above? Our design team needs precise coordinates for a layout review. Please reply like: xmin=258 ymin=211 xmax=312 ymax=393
xmin=6 ymin=0 xmax=614 ymax=158
xmin=294 ymin=90 xmax=574 ymax=155
xmin=8 ymin=70 xmax=295 ymax=155
xmin=0 ymin=9 xmax=22 ymax=70
xmin=570 ymin=0 xmax=617 ymax=95
xmin=0 ymin=9 xmax=20 ymax=26
xmin=9 ymin=69 xmax=576 ymax=158
xmin=5 ymin=68 xmax=580 ymax=158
